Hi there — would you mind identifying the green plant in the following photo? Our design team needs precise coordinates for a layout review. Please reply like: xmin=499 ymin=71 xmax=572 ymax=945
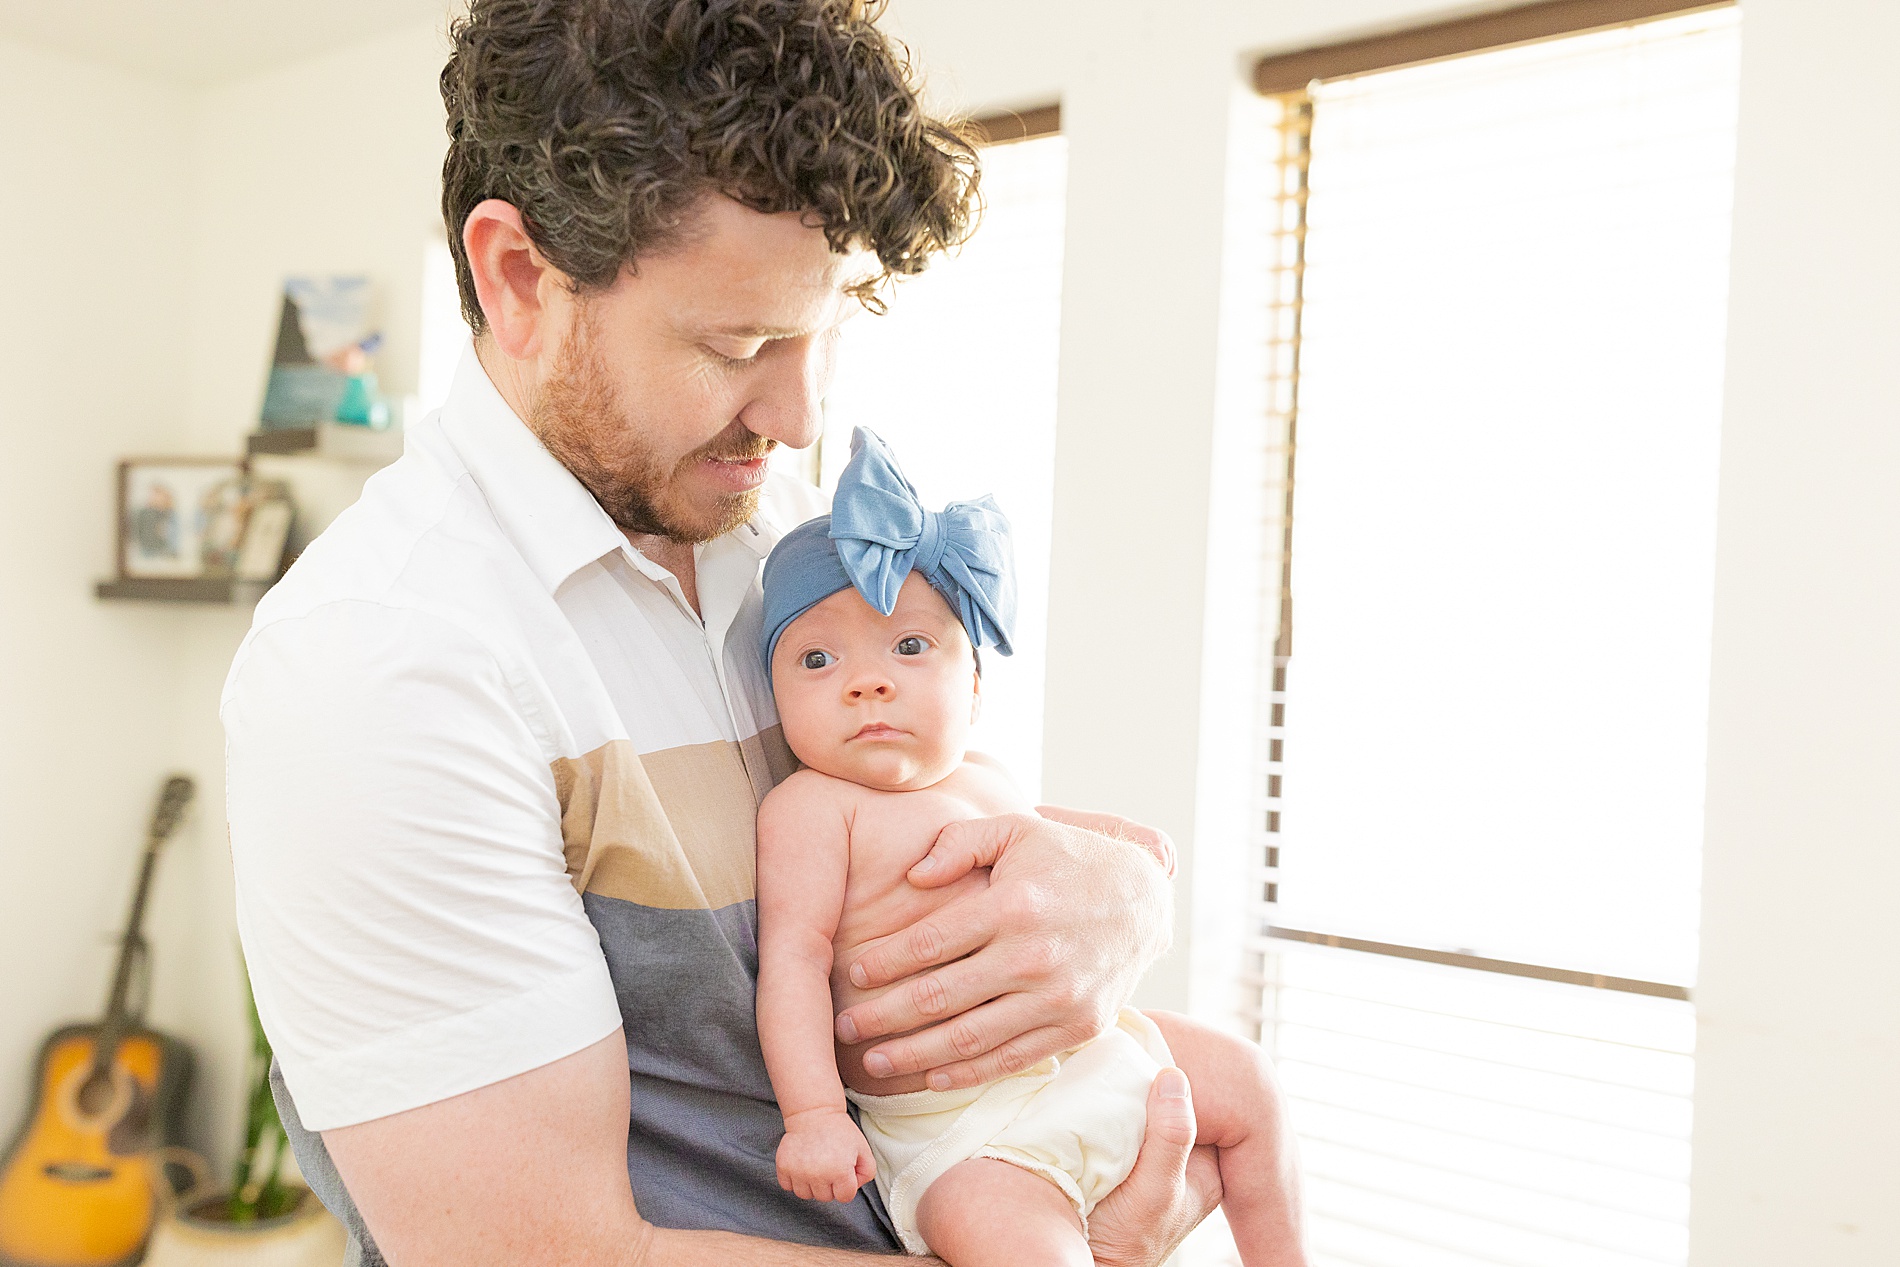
xmin=227 ymin=976 xmax=294 ymax=1222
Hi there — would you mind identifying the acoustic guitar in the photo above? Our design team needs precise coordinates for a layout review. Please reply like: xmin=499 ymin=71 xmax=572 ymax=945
xmin=0 ymin=777 xmax=197 ymax=1267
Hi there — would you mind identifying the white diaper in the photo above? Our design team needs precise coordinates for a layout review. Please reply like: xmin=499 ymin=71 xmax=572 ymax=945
xmin=843 ymin=1008 xmax=1171 ymax=1255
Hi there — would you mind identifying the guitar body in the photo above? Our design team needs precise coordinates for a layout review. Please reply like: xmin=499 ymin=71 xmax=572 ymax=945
xmin=0 ymin=1024 xmax=193 ymax=1267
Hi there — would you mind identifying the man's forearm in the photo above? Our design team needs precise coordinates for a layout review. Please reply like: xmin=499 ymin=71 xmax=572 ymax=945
xmin=644 ymin=1229 xmax=939 ymax=1267
xmin=324 ymin=1036 xmax=925 ymax=1267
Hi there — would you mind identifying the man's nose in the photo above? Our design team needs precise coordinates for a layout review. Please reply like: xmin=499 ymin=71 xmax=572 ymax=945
xmin=736 ymin=333 xmax=832 ymax=451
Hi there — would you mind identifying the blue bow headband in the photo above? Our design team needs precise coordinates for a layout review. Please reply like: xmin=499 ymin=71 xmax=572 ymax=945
xmin=761 ymin=428 xmax=1017 ymax=670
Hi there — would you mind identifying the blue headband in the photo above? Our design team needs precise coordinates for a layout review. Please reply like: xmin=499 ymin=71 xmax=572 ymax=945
xmin=761 ymin=428 xmax=1016 ymax=669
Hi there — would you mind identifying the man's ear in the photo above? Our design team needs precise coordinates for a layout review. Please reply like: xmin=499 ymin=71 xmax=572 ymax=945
xmin=462 ymin=199 xmax=563 ymax=361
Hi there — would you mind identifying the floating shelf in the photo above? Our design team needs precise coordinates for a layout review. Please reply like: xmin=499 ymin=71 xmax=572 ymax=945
xmin=247 ymin=421 xmax=402 ymax=464
xmin=95 ymin=577 xmax=271 ymax=605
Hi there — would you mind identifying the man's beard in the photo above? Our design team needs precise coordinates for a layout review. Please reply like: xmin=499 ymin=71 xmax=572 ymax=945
xmin=530 ymin=308 xmax=773 ymax=543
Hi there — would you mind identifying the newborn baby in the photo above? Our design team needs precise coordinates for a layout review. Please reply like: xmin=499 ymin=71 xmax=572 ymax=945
xmin=755 ymin=429 xmax=1306 ymax=1266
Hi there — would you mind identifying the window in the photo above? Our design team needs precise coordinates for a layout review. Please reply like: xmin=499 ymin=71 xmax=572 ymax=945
xmin=802 ymin=116 xmax=1068 ymax=795
xmin=1233 ymin=7 xmax=1741 ymax=1264
xmin=417 ymin=236 xmax=467 ymax=417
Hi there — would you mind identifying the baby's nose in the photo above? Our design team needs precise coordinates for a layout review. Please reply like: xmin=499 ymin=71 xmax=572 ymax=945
xmin=847 ymin=677 xmax=893 ymax=699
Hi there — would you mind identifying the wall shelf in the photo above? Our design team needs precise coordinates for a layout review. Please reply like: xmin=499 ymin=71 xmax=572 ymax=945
xmin=247 ymin=421 xmax=402 ymax=464
xmin=95 ymin=577 xmax=270 ymax=605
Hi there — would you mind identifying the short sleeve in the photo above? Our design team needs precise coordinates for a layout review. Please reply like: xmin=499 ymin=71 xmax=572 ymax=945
xmin=223 ymin=601 xmax=621 ymax=1130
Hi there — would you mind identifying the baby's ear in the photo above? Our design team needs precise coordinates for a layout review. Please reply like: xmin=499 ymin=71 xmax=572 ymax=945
xmin=970 ymin=664 xmax=982 ymax=723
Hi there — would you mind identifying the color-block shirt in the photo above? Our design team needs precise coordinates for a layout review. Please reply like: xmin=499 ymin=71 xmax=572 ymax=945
xmin=222 ymin=347 xmax=898 ymax=1258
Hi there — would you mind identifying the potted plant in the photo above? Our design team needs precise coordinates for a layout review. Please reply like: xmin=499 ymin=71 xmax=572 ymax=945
xmin=142 ymin=982 xmax=345 ymax=1267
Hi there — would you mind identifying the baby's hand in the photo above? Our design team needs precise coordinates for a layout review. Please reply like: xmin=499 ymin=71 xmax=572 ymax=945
xmin=776 ymin=1107 xmax=876 ymax=1203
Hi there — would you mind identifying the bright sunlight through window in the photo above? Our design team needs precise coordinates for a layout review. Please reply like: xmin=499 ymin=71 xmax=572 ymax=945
xmin=810 ymin=133 xmax=1067 ymax=797
xmin=1241 ymin=10 xmax=1743 ymax=1266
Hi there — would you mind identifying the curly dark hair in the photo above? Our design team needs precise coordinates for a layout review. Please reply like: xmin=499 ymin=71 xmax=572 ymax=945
xmin=439 ymin=0 xmax=981 ymax=331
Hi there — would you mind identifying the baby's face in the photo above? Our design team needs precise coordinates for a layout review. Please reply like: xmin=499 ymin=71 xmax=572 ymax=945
xmin=771 ymin=572 xmax=978 ymax=791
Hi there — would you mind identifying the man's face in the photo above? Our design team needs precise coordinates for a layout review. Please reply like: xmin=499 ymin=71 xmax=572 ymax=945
xmin=771 ymin=574 xmax=979 ymax=792
xmin=529 ymin=196 xmax=870 ymax=542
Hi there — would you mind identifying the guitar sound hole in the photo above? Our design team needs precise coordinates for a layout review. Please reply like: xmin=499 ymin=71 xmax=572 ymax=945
xmin=43 ymin=1162 xmax=116 ymax=1183
xmin=75 ymin=1072 xmax=117 ymax=1116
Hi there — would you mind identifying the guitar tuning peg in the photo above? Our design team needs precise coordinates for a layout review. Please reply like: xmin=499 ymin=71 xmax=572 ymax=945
xmin=151 ymin=777 xmax=197 ymax=840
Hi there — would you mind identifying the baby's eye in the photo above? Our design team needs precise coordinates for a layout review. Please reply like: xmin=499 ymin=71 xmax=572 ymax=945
xmin=894 ymin=636 xmax=927 ymax=657
xmin=801 ymin=649 xmax=834 ymax=670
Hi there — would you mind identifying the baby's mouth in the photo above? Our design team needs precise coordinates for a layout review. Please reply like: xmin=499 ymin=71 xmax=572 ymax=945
xmin=850 ymin=723 xmax=905 ymax=741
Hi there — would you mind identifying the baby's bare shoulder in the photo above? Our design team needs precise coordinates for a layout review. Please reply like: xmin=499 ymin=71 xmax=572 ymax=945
xmin=948 ymin=752 xmax=1036 ymax=814
xmin=760 ymin=767 xmax=863 ymax=822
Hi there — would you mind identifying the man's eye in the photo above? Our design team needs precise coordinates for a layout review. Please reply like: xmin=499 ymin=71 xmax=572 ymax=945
xmin=894 ymin=637 xmax=927 ymax=656
xmin=801 ymin=649 xmax=834 ymax=670
xmin=707 ymin=341 xmax=764 ymax=365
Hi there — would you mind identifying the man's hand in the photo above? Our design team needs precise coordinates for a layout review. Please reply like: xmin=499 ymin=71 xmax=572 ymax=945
xmin=775 ymin=1108 xmax=877 ymax=1204
xmin=833 ymin=810 xmax=1172 ymax=1090
xmin=1087 ymin=1069 xmax=1224 ymax=1266
xmin=1033 ymin=804 xmax=1177 ymax=877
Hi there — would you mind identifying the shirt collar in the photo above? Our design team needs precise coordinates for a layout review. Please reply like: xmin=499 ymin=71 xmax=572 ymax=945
xmin=438 ymin=343 xmax=625 ymax=594
xmin=437 ymin=342 xmax=775 ymax=595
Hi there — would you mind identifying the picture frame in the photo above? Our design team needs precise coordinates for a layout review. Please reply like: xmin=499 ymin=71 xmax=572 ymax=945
xmin=117 ymin=458 xmax=253 ymax=580
xmin=234 ymin=487 xmax=295 ymax=582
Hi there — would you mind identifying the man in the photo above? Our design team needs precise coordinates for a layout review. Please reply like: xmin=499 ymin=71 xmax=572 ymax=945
xmin=225 ymin=2 xmax=1261 ymax=1262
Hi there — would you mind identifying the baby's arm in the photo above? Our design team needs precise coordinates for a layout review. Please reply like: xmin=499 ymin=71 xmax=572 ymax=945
xmin=757 ymin=773 xmax=877 ymax=1205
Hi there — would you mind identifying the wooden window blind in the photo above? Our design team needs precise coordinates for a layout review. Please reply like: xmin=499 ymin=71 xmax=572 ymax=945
xmin=1252 ymin=0 xmax=1733 ymax=94
xmin=966 ymin=103 xmax=1061 ymax=147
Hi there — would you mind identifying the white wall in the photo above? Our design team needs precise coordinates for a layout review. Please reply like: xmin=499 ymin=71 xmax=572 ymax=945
xmin=183 ymin=22 xmax=452 ymax=451
xmin=1689 ymin=0 xmax=1900 ymax=1260
xmin=0 ymin=37 xmax=202 ymax=1153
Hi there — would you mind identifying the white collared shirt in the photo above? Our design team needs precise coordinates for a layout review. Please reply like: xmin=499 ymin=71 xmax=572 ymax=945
xmin=223 ymin=346 xmax=827 ymax=1134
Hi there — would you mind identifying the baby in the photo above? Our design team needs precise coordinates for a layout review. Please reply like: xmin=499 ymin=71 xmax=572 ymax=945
xmin=754 ymin=429 xmax=1306 ymax=1266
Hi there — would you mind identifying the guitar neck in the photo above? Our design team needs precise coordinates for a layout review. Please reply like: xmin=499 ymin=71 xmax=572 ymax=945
xmin=91 ymin=777 xmax=193 ymax=1071
xmin=97 ymin=844 xmax=162 ymax=1043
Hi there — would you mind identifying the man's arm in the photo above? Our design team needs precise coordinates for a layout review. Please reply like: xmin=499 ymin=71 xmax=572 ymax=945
xmin=323 ymin=1033 xmax=932 ymax=1267
xmin=832 ymin=812 xmax=1173 ymax=1090
xmin=323 ymin=1031 xmax=1214 ymax=1267
xmin=228 ymin=608 xmax=908 ymax=1265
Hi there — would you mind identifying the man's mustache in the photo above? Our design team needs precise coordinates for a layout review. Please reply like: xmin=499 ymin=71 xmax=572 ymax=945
xmin=690 ymin=429 xmax=777 ymax=464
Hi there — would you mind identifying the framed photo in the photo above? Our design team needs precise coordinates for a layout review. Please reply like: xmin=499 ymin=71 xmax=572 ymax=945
xmin=117 ymin=458 xmax=251 ymax=580
xmin=234 ymin=486 xmax=294 ymax=582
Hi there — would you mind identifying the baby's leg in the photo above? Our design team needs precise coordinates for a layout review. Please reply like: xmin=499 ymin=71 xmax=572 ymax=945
xmin=914 ymin=1158 xmax=1091 ymax=1267
xmin=1145 ymin=1010 xmax=1310 ymax=1267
